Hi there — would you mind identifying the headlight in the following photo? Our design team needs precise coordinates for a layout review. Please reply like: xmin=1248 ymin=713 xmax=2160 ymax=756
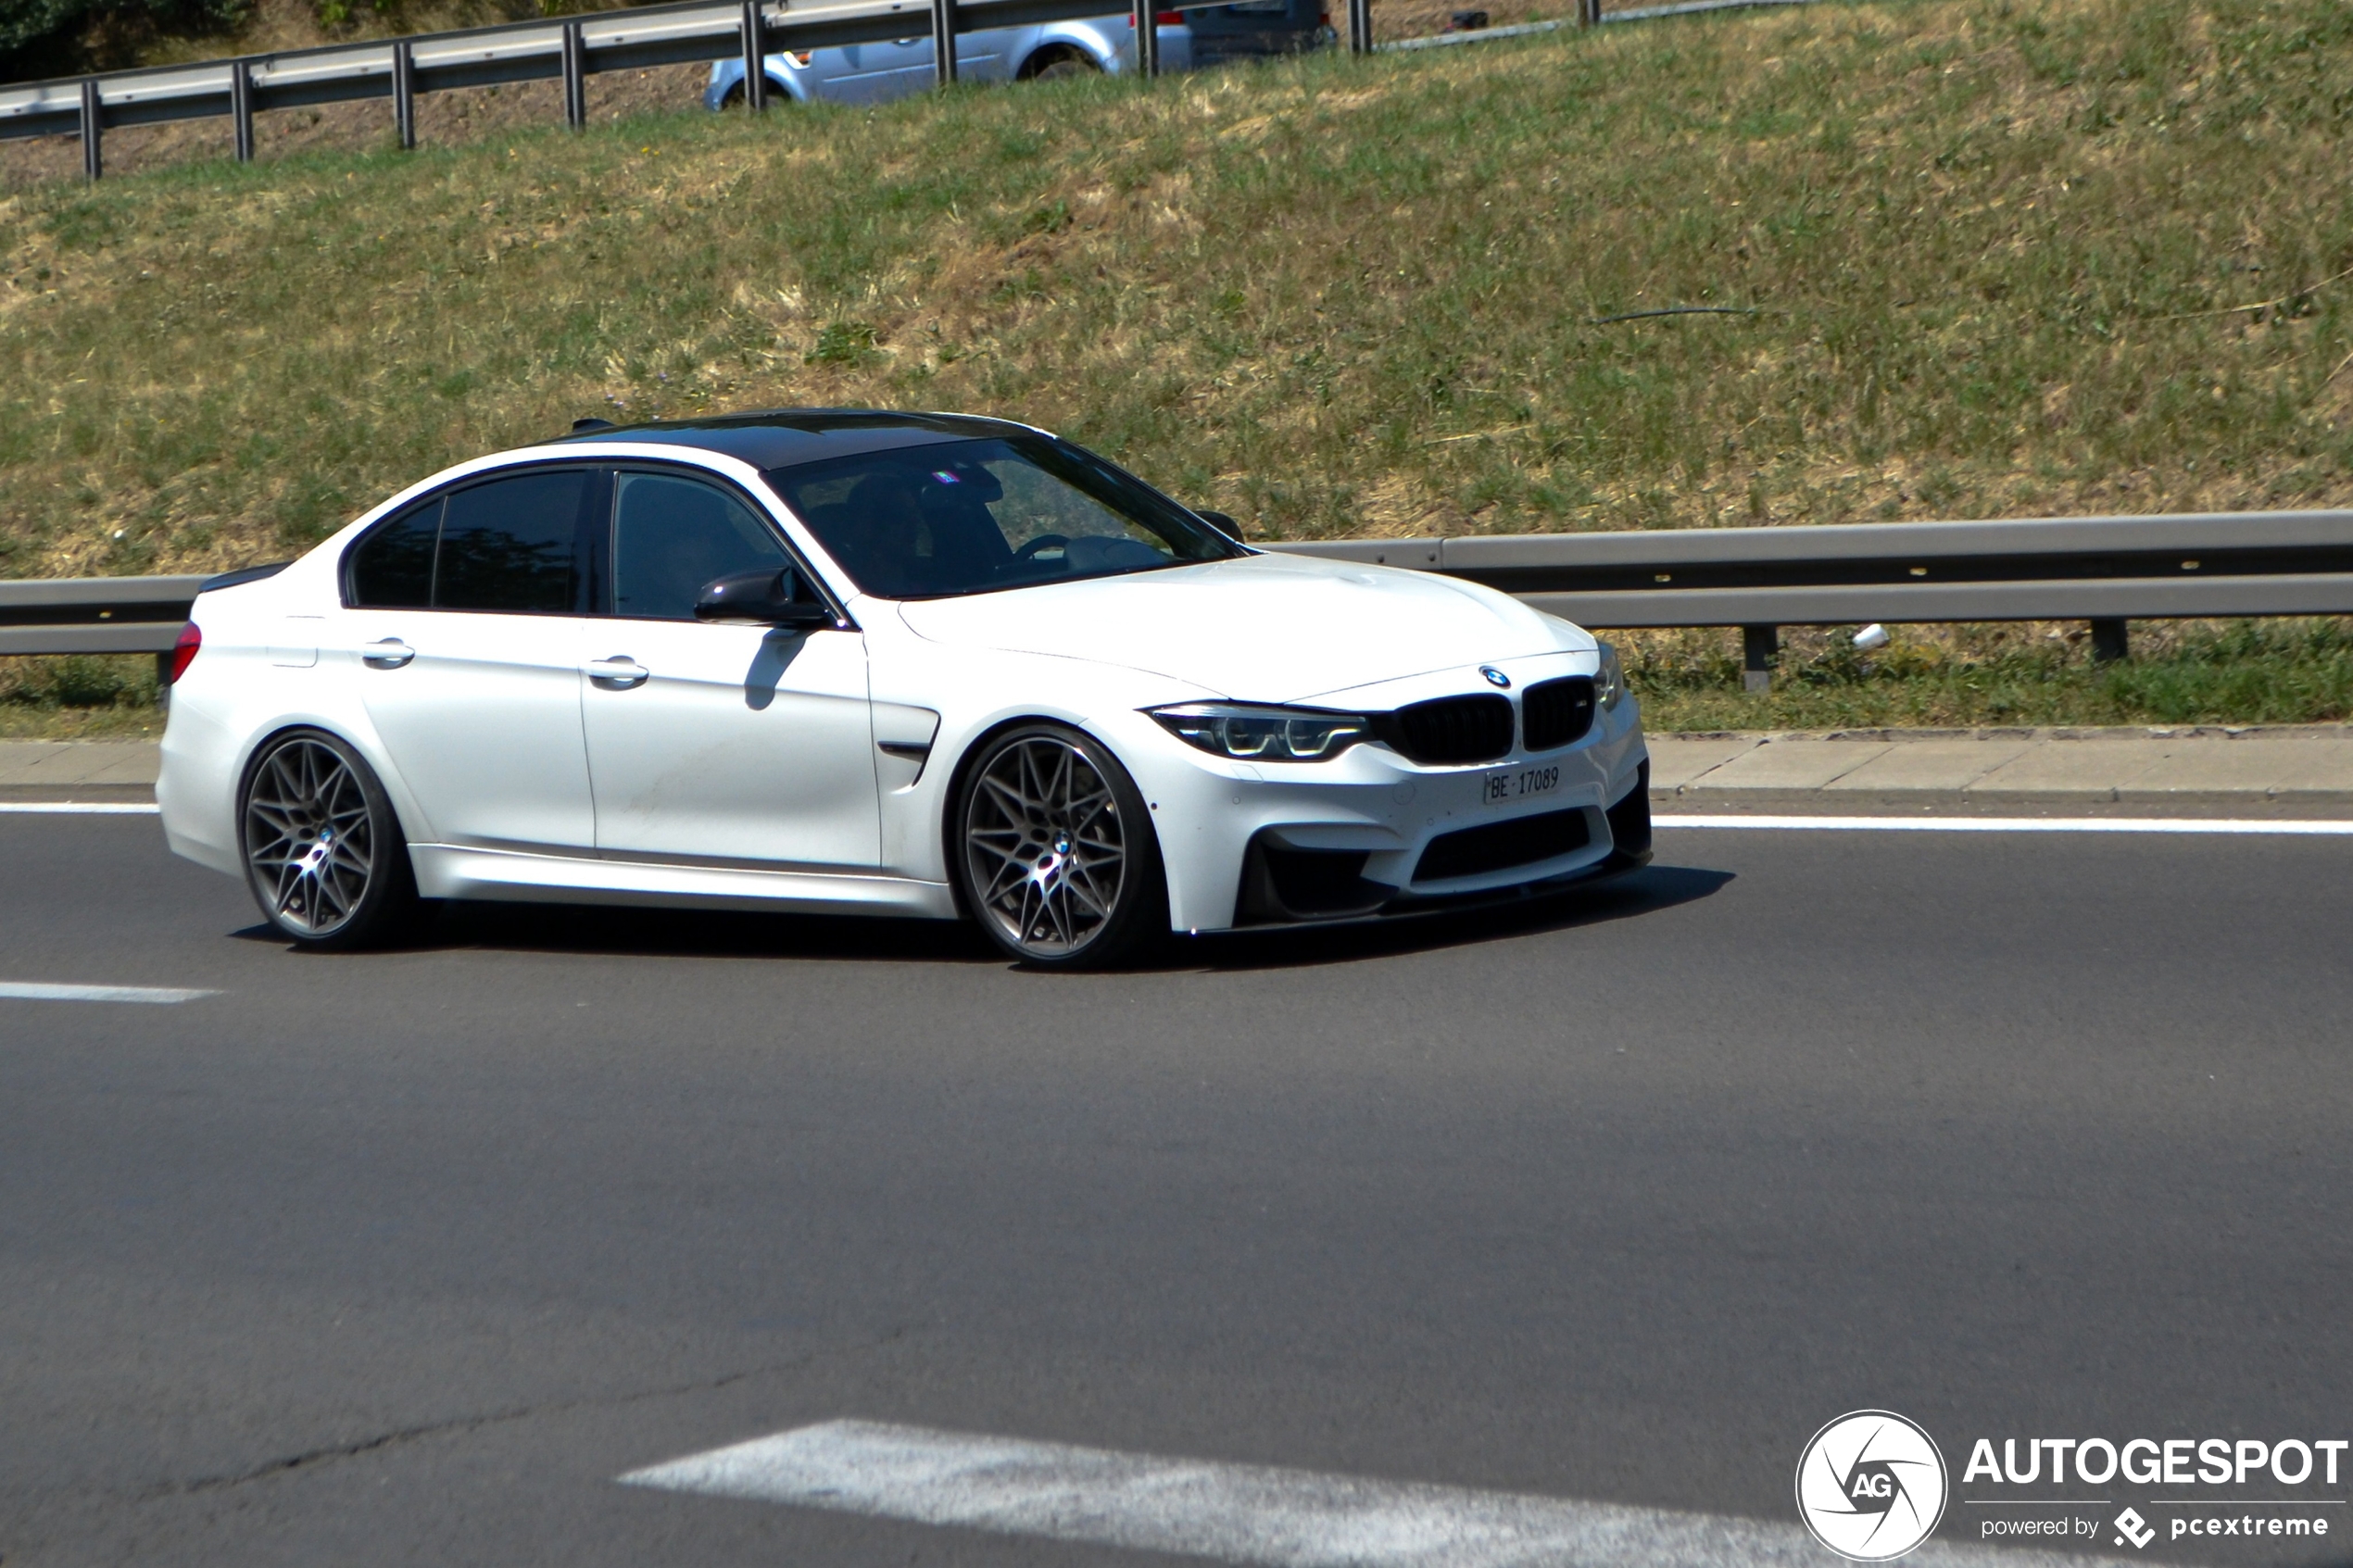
xmin=1148 ymin=703 xmax=1370 ymax=761
xmin=1594 ymin=643 xmax=1625 ymax=710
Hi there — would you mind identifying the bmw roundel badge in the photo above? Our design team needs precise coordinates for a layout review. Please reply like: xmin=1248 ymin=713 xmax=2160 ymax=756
xmin=1479 ymin=666 xmax=1511 ymax=688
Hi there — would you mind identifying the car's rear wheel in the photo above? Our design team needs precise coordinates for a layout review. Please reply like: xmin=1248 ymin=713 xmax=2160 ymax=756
xmin=1030 ymin=52 xmax=1100 ymax=81
xmin=955 ymin=722 xmax=1165 ymax=969
xmin=240 ymin=729 xmax=417 ymax=951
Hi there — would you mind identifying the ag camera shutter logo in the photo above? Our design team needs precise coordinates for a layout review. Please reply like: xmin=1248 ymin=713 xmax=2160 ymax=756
xmin=1796 ymin=1411 xmax=1950 ymax=1561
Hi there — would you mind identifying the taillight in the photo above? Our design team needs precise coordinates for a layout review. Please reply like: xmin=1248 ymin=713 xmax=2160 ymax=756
xmin=166 ymin=621 xmax=201 ymax=684
xmin=1154 ymin=9 xmax=1181 ymax=23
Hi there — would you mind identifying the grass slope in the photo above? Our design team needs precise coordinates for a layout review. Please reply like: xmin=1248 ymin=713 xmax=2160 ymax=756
xmin=2 ymin=0 xmax=2350 ymax=730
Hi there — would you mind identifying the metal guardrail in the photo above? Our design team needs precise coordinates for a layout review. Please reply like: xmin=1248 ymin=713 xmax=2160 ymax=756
xmin=2 ymin=0 xmax=1311 ymax=175
xmin=0 ymin=0 xmax=1255 ymax=174
xmin=0 ymin=0 xmax=1809 ymax=176
xmin=6 ymin=511 xmax=2350 ymax=688
xmin=1277 ymin=510 xmax=2353 ymax=686
xmin=0 ymin=575 xmax=209 ymax=659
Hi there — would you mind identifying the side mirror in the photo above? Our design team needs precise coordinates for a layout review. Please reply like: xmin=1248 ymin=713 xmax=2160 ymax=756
xmin=694 ymin=568 xmax=833 ymax=628
xmin=1197 ymin=509 xmax=1241 ymax=537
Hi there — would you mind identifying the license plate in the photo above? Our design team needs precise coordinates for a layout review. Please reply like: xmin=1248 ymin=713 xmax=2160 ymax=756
xmin=1483 ymin=764 xmax=1561 ymax=806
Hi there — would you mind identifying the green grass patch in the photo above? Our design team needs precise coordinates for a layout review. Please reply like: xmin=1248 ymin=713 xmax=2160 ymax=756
xmin=1626 ymin=618 xmax=2353 ymax=730
xmin=0 ymin=654 xmax=165 ymax=737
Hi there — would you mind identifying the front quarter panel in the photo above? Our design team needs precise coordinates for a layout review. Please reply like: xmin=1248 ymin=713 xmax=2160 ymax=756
xmin=860 ymin=607 xmax=1221 ymax=901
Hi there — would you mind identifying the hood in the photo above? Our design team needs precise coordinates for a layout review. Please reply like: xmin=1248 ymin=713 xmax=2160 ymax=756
xmin=892 ymin=552 xmax=1589 ymax=702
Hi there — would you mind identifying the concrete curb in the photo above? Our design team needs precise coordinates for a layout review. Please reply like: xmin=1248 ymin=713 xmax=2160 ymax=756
xmin=1648 ymin=725 xmax=2353 ymax=808
xmin=0 ymin=739 xmax=162 ymax=803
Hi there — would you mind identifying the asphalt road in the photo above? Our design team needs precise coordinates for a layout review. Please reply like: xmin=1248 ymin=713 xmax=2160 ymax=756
xmin=3 ymin=815 xmax=2350 ymax=1567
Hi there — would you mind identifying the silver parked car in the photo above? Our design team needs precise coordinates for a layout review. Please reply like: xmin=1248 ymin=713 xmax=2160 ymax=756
xmin=702 ymin=0 xmax=1327 ymax=107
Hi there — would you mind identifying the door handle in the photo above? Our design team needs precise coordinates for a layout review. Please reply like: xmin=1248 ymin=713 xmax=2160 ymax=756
xmin=362 ymin=638 xmax=415 ymax=669
xmin=584 ymin=657 xmax=650 ymax=689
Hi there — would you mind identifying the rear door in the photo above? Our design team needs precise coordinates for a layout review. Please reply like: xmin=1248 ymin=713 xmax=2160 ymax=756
xmin=342 ymin=467 xmax=599 ymax=854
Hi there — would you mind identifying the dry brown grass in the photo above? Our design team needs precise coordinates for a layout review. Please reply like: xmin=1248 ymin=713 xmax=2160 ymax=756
xmin=3 ymin=0 xmax=2352 ymax=584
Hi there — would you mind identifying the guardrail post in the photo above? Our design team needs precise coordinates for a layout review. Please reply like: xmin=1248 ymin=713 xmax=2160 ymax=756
xmin=231 ymin=59 xmax=256 ymax=162
xmin=393 ymin=39 xmax=417 ymax=149
xmin=79 ymin=79 xmax=103 ymax=181
xmin=1578 ymin=0 xmax=1600 ymax=24
xmin=561 ymin=19 xmax=587 ymax=130
xmin=1131 ymin=0 xmax=1159 ymax=77
xmin=1346 ymin=0 xmax=1372 ymax=52
xmin=1743 ymin=624 xmax=1777 ymax=694
xmin=2090 ymin=618 xmax=2129 ymax=662
xmin=931 ymin=0 xmax=960 ymax=84
xmin=739 ymin=0 xmax=768 ymax=110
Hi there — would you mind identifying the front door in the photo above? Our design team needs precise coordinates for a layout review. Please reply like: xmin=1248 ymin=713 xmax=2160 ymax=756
xmin=579 ymin=469 xmax=881 ymax=871
xmin=342 ymin=467 xmax=598 ymax=854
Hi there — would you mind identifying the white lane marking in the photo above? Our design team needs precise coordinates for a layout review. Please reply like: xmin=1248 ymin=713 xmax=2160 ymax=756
xmin=0 ymin=802 xmax=161 ymax=814
xmin=1656 ymin=814 xmax=2353 ymax=834
xmin=0 ymin=982 xmax=217 ymax=1004
xmin=620 ymin=1420 xmax=2122 ymax=1568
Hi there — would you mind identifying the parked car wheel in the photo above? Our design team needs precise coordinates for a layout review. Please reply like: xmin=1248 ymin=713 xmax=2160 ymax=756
xmin=718 ymin=79 xmax=786 ymax=109
xmin=239 ymin=729 xmax=418 ymax=951
xmin=1028 ymin=51 xmax=1101 ymax=80
xmin=955 ymin=722 xmax=1164 ymax=969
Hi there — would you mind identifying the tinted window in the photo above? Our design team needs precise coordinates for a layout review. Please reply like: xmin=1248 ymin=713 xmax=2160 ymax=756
xmin=610 ymin=472 xmax=790 ymax=621
xmin=766 ymin=436 xmax=1241 ymax=600
xmin=434 ymin=470 xmax=589 ymax=613
xmin=346 ymin=499 xmax=441 ymax=609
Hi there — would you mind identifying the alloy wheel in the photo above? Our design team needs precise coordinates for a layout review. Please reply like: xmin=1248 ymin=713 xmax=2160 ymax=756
xmin=963 ymin=734 xmax=1129 ymax=959
xmin=244 ymin=736 xmax=378 ymax=938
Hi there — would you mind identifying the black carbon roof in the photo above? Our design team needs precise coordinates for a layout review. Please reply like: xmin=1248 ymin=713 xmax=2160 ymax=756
xmin=549 ymin=408 xmax=1037 ymax=470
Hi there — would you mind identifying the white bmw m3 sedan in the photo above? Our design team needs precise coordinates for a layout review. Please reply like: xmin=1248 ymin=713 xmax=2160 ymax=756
xmin=157 ymin=409 xmax=1651 ymax=967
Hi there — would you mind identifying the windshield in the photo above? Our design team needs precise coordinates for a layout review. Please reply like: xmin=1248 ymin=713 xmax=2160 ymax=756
xmin=763 ymin=435 xmax=1244 ymax=600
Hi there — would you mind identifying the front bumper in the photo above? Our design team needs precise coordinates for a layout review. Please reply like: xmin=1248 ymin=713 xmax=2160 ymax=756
xmin=1234 ymin=758 xmax=1651 ymax=926
xmin=1128 ymin=693 xmax=1650 ymax=933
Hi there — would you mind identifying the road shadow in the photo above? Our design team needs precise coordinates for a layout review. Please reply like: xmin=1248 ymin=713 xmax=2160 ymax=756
xmin=230 ymin=863 xmax=1733 ymax=972
xmin=1154 ymin=862 xmax=1735 ymax=973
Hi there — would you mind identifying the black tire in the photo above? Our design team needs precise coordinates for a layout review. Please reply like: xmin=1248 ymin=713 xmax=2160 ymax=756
xmin=238 ymin=728 xmax=419 ymax=952
xmin=719 ymin=79 xmax=784 ymax=110
xmin=952 ymin=721 xmax=1167 ymax=969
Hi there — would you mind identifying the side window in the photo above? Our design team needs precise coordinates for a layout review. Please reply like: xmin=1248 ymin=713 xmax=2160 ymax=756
xmin=346 ymin=498 xmax=442 ymax=609
xmin=434 ymin=470 xmax=591 ymax=614
xmin=610 ymin=471 xmax=790 ymax=621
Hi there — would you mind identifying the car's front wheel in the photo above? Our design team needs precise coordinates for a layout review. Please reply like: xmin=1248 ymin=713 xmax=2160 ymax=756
xmin=239 ymin=729 xmax=418 ymax=951
xmin=954 ymin=722 xmax=1165 ymax=969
